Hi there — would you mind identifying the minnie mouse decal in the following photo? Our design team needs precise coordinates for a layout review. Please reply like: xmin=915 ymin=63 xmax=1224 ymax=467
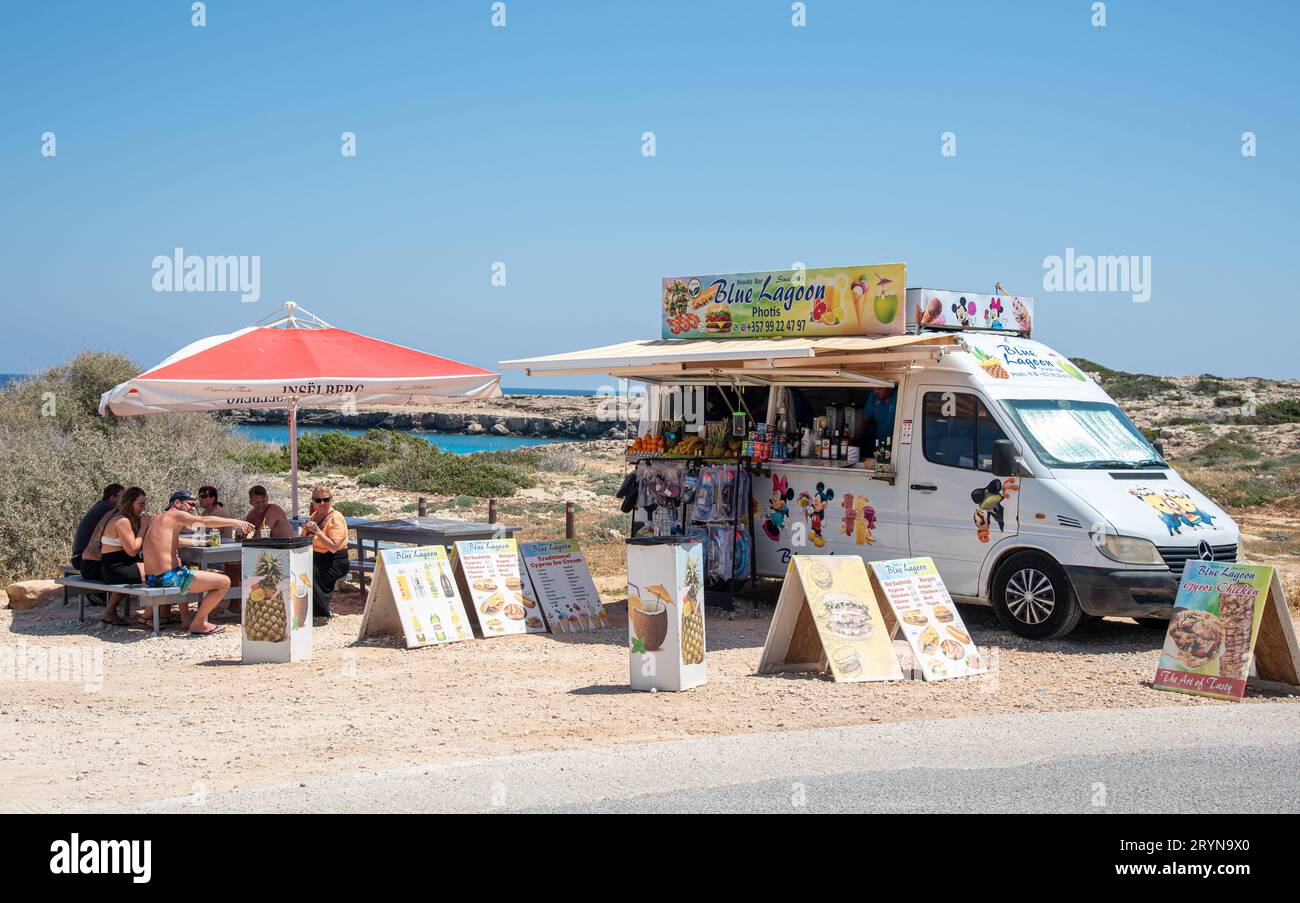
xmin=762 ymin=475 xmax=795 ymax=541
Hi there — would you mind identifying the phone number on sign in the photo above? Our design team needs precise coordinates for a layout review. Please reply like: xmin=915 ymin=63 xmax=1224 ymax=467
xmin=742 ymin=319 xmax=808 ymax=334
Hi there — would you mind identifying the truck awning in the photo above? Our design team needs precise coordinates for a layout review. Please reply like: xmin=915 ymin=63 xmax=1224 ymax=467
xmin=499 ymin=333 xmax=959 ymax=385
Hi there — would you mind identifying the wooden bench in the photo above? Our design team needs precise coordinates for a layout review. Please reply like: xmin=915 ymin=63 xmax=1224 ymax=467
xmin=55 ymin=577 xmax=240 ymax=636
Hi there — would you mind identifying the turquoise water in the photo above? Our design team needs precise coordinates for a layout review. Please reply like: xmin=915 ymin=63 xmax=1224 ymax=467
xmin=234 ymin=423 xmax=558 ymax=455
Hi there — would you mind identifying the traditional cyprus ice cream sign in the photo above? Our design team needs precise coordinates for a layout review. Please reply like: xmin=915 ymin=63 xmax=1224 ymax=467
xmin=869 ymin=557 xmax=987 ymax=680
xmin=662 ymin=263 xmax=906 ymax=339
xmin=1153 ymin=561 xmax=1299 ymax=701
xmin=357 ymin=546 xmax=473 ymax=649
xmin=758 ymin=555 xmax=902 ymax=682
xmin=453 ymin=539 xmax=545 ymax=636
xmin=519 ymin=539 xmax=609 ymax=633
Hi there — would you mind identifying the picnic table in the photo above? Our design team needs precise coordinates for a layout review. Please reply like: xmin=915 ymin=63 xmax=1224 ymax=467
xmin=351 ymin=517 xmax=518 ymax=591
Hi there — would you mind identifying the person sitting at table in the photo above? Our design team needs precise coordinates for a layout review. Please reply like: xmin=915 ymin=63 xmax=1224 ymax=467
xmin=96 ymin=487 xmax=149 ymax=627
xmin=141 ymin=490 xmax=255 ymax=636
xmin=72 ymin=482 xmax=123 ymax=606
xmin=198 ymin=486 xmax=234 ymax=540
xmin=246 ymin=485 xmax=292 ymax=538
xmin=301 ymin=484 xmax=349 ymax=621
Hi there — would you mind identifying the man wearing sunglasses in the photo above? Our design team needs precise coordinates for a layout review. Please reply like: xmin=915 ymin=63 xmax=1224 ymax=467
xmin=141 ymin=490 xmax=255 ymax=636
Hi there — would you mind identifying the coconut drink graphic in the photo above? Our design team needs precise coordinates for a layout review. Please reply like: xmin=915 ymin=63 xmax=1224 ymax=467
xmin=628 ymin=581 xmax=670 ymax=652
xmin=293 ymin=571 xmax=312 ymax=630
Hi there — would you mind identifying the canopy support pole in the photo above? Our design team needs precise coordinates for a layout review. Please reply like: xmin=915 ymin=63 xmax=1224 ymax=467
xmin=289 ymin=400 xmax=300 ymax=521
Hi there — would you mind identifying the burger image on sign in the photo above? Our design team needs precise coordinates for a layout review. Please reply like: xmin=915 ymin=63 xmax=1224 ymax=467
xmin=705 ymin=308 xmax=733 ymax=334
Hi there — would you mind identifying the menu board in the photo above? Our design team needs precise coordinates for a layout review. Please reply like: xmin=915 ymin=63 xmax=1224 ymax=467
xmin=519 ymin=539 xmax=609 ymax=633
xmin=1154 ymin=562 xmax=1278 ymax=701
xmin=453 ymin=539 xmax=545 ymax=637
xmin=759 ymin=555 xmax=902 ymax=683
xmin=869 ymin=557 xmax=987 ymax=680
xmin=356 ymin=545 xmax=473 ymax=649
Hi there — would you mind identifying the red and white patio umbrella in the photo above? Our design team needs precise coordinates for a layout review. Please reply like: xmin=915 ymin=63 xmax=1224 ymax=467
xmin=100 ymin=303 xmax=502 ymax=516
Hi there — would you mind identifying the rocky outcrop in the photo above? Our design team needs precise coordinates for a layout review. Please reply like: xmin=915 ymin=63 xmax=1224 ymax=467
xmin=5 ymin=580 xmax=63 ymax=610
xmin=223 ymin=409 xmax=626 ymax=440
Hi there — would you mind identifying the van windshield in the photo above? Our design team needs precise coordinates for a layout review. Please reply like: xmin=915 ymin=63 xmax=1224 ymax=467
xmin=1000 ymin=399 xmax=1166 ymax=469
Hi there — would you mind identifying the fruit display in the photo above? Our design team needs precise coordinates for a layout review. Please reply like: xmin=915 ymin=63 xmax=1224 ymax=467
xmin=627 ymin=433 xmax=666 ymax=455
xmin=681 ymin=554 xmax=704 ymax=666
xmin=665 ymin=435 xmax=704 ymax=457
xmin=245 ymin=551 xmax=287 ymax=643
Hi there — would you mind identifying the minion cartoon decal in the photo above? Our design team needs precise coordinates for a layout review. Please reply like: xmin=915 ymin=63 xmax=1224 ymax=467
xmin=971 ymin=477 xmax=1019 ymax=543
xmin=1131 ymin=487 xmax=1216 ymax=534
xmin=840 ymin=492 xmax=877 ymax=545
xmin=1164 ymin=489 xmax=1217 ymax=530
xmin=762 ymin=475 xmax=795 ymax=541
xmin=798 ymin=482 xmax=835 ymax=548
xmin=1129 ymin=487 xmax=1186 ymax=536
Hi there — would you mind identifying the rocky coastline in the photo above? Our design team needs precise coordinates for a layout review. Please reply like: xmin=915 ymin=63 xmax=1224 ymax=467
xmin=222 ymin=395 xmax=626 ymax=440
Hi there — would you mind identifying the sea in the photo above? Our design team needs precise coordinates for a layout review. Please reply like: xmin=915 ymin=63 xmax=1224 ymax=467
xmin=233 ymin=423 xmax=556 ymax=455
xmin=0 ymin=374 xmax=588 ymax=455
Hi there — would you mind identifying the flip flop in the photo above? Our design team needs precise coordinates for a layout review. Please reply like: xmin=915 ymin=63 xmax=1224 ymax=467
xmin=187 ymin=624 xmax=226 ymax=637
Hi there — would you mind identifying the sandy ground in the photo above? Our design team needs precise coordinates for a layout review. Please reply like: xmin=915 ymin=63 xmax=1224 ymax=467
xmin=4 ymin=592 xmax=1299 ymax=813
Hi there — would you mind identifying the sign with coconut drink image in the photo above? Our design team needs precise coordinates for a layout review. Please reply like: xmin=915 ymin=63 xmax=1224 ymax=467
xmin=626 ymin=537 xmax=707 ymax=691
xmin=241 ymin=538 xmax=314 ymax=664
xmin=1153 ymin=561 xmax=1300 ymax=701
xmin=660 ymin=263 xmax=906 ymax=340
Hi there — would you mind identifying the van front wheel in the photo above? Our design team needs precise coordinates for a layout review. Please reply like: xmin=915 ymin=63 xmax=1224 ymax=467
xmin=991 ymin=553 xmax=1083 ymax=640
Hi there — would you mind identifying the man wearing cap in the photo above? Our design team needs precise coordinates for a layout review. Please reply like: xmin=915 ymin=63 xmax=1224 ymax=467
xmin=141 ymin=490 xmax=254 ymax=636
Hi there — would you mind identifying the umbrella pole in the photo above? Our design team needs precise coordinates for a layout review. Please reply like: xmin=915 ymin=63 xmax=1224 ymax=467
xmin=289 ymin=400 xmax=299 ymax=521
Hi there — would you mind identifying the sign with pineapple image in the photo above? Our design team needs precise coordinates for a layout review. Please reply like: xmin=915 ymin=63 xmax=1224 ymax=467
xmin=241 ymin=539 xmax=313 ymax=664
xmin=357 ymin=546 xmax=475 ymax=649
xmin=758 ymin=555 xmax=903 ymax=683
xmin=626 ymin=537 xmax=707 ymax=691
xmin=661 ymin=263 xmax=906 ymax=339
xmin=1153 ymin=561 xmax=1300 ymax=701
xmin=964 ymin=337 xmax=1090 ymax=383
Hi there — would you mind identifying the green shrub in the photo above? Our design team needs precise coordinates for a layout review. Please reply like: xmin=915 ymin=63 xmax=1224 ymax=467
xmin=451 ymin=495 xmax=477 ymax=508
xmin=1190 ymin=432 xmax=1259 ymax=463
xmin=357 ymin=472 xmax=384 ymax=487
xmin=1067 ymin=357 xmax=1176 ymax=399
xmin=1213 ymin=394 xmax=1244 ymax=408
xmin=335 ymin=501 xmax=381 ymax=518
xmin=377 ymin=449 xmax=536 ymax=498
xmin=1239 ymin=399 xmax=1300 ymax=426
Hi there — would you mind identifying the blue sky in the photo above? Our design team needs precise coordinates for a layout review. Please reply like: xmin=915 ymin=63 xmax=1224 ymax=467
xmin=2 ymin=0 xmax=1296 ymax=387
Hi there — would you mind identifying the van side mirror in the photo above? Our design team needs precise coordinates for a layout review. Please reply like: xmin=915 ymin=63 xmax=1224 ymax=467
xmin=992 ymin=439 xmax=1018 ymax=478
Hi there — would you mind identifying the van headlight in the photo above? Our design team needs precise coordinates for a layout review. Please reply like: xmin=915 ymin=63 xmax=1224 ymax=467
xmin=1090 ymin=532 xmax=1165 ymax=566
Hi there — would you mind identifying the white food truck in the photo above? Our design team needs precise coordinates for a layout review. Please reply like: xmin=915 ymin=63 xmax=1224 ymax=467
xmin=502 ymin=282 xmax=1239 ymax=639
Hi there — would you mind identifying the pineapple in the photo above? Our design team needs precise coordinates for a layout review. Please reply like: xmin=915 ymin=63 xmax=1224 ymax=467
xmin=681 ymin=554 xmax=705 ymax=665
xmin=245 ymin=551 xmax=287 ymax=642
xmin=971 ymin=347 xmax=1009 ymax=379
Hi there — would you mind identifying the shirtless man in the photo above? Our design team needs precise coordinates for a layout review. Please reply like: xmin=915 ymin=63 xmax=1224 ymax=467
xmin=246 ymin=485 xmax=292 ymax=538
xmin=142 ymin=490 xmax=255 ymax=636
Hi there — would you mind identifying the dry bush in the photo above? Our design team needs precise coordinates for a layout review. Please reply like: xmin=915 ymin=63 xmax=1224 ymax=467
xmin=0 ymin=353 xmax=273 ymax=583
xmin=533 ymin=442 xmax=589 ymax=475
